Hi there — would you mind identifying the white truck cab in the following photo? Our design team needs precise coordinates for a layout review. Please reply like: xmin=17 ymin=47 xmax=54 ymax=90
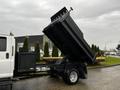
xmin=0 ymin=34 xmax=15 ymax=79
xmin=0 ymin=34 xmax=36 ymax=90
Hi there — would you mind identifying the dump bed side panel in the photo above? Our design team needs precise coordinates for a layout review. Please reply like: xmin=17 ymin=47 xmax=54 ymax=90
xmin=65 ymin=16 xmax=94 ymax=57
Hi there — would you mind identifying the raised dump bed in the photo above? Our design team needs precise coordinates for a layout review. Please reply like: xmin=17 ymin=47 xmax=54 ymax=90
xmin=43 ymin=7 xmax=95 ymax=64
xmin=43 ymin=7 xmax=96 ymax=84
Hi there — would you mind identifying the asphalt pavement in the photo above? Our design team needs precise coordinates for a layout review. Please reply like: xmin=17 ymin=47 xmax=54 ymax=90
xmin=13 ymin=65 xmax=120 ymax=90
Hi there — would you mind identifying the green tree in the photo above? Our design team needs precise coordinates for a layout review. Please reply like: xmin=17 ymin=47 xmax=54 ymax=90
xmin=52 ymin=44 xmax=59 ymax=57
xmin=35 ymin=43 xmax=40 ymax=62
xmin=91 ymin=44 xmax=100 ymax=54
xmin=117 ymin=44 xmax=120 ymax=50
xmin=91 ymin=44 xmax=95 ymax=53
xmin=91 ymin=44 xmax=103 ymax=56
xmin=22 ymin=37 xmax=29 ymax=52
xmin=94 ymin=45 xmax=98 ymax=53
xmin=43 ymin=42 xmax=49 ymax=57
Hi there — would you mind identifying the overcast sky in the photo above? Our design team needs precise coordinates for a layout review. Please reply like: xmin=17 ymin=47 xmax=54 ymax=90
xmin=0 ymin=0 xmax=120 ymax=50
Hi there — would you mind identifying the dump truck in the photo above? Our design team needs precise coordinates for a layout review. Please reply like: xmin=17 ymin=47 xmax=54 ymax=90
xmin=43 ymin=7 xmax=95 ymax=84
xmin=0 ymin=7 xmax=95 ymax=90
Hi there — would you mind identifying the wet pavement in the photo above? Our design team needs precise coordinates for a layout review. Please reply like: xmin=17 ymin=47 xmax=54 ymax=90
xmin=13 ymin=65 xmax=120 ymax=90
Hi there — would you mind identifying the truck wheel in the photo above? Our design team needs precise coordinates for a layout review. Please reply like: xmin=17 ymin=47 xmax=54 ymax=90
xmin=63 ymin=69 xmax=79 ymax=85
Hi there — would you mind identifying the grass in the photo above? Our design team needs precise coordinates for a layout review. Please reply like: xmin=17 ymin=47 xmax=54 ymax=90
xmin=88 ymin=56 xmax=120 ymax=68
xmin=36 ymin=56 xmax=120 ymax=68
xmin=100 ymin=56 xmax=120 ymax=66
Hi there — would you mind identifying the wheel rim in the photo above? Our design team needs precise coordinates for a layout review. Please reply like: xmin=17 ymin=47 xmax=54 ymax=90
xmin=69 ymin=71 xmax=78 ymax=83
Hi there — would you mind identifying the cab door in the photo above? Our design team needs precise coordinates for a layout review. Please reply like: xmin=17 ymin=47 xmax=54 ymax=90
xmin=0 ymin=36 xmax=15 ymax=78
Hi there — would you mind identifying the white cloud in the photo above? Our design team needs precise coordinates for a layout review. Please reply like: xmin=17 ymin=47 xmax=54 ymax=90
xmin=75 ymin=10 xmax=120 ymax=49
xmin=0 ymin=0 xmax=120 ymax=49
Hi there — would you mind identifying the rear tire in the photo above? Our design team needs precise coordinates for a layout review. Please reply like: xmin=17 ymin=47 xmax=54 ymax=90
xmin=63 ymin=69 xmax=79 ymax=85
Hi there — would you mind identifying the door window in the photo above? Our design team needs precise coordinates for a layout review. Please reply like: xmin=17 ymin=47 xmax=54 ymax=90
xmin=0 ymin=37 xmax=6 ymax=51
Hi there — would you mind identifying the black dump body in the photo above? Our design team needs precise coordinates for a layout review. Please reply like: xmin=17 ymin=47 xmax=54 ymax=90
xmin=43 ymin=7 xmax=95 ymax=64
xmin=14 ymin=52 xmax=36 ymax=75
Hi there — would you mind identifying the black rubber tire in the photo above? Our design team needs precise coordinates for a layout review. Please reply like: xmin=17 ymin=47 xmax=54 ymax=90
xmin=63 ymin=69 xmax=79 ymax=85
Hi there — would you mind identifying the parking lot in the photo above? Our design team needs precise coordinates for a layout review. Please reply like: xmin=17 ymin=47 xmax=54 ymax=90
xmin=12 ymin=65 xmax=120 ymax=90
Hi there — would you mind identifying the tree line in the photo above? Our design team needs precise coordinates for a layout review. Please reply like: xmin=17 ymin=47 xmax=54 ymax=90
xmin=91 ymin=44 xmax=104 ymax=56
xmin=20 ymin=37 xmax=60 ymax=62
xmin=20 ymin=37 xmax=104 ymax=62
